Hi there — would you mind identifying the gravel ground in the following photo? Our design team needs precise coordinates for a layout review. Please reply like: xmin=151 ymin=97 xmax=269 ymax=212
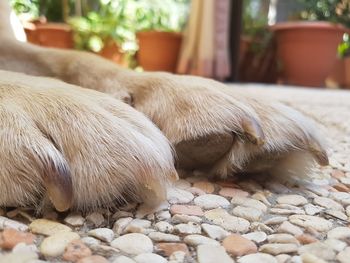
xmin=1 ymin=85 xmax=350 ymax=263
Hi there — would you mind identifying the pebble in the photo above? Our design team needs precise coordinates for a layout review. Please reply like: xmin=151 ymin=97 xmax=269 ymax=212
xmin=232 ymin=206 xmax=263 ymax=221
xmin=174 ymin=179 xmax=191 ymax=190
xmin=64 ymin=213 xmax=85 ymax=227
xmin=111 ymin=233 xmax=153 ymax=255
xmin=184 ymin=234 xmax=220 ymax=246
xmin=300 ymin=253 xmax=327 ymax=263
xmin=172 ymin=214 xmax=202 ymax=224
xmin=29 ymin=219 xmax=71 ymax=236
xmin=134 ymin=253 xmax=167 ymax=263
xmin=0 ymin=252 xmax=38 ymax=263
xmin=170 ymin=205 xmax=204 ymax=216
xmin=201 ymin=223 xmax=229 ymax=240
xmin=277 ymin=195 xmax=308 ymax=206
xmin=113 ymin=211 xmax=134 ymax=220
xmin=0 ymin=216 xmax=28 ymax=231
xmin=187 ymin=187 xmax=206 ymax=196
xmin=329 ymin=192 xmax=350 ymax=205
xmin=259 ymin=243 xmax=298 ymax=255
xmin=219 ymin=188 xmax=249 ymax=198
xmin=174 ymin=222 xmax=201 ymax=234
xmin=231 ymin=197 xmax=268 ymax=212
xmin=169 ymin=251 xmax=186 ymax=262
xmin=40 ymin=231 xmax=80 ymax=257
xmin=197 ymin=244 xmax=234 ymax=263
xmin=156 ymin=210 xmax=171 ymax=220
xmin=167 ymin=188 xmax=194 ymax=204
xmin=155 ymin=243 xmax=189 ymax=257
xmin=324 ymin=238 xmax=347 ymax=252
xmin=327 ymin=226 xmax=350 ymax=240
xmin=304 ymin=204 xmax=323 ymax=215
xmin=325 ymin=209 xmax=348 ymax=220
xmin=0 ymin=228 xmax=35 ymax=249
xmin=298 ymin=242 xmax=336 ymax=261
xmin=296 ymin=234 xmax=318 ymax=245
xmin=113 ymin=217 xmax=133 ymax=235
xmin=63 ymin=239 xmax=92 ymax=262
xmin=264 ymin=216 xmax=288 ymax=225
xmin=251 ymin=222 xmax=274 ymax=234
xmin=155 ymin=221 xmax=174 ymax=233
xmin=222 ymin=234 xmax=257 ymax=256
xmin=204 ymin=208 xmax=250 ymax=232
xmin=124 ymin=219 xmax=152 ymax=233
xmin=77 ymin=255 xmax=108 ymax=263
xmin=12 ymin=243 xmax=38 ymax=254
xmin=88 ymin=228 xmax=115 ymax=243
xmin=275 ymin=254 xmax=291 ymax=263
xmin=277 ymin=221 xmax=303 ymax=236
xmin=113 ymin=256 xmax=136 ymax=263
xmin=238 ymin=253 xmax=278 ymax=263
xmin=148 ymin=232 xmax=180 ymax=242
xmin=86 ymin=212 xmax=104 ymax=227
xmin=81 ymin=236 xmax=101 ymax=247
xmin=336 ymin=247 xmax=350 ymax=263
xmin=289 ymin=215 xmax=332 ymax=232
xmin=193 ymin=181 xmax=215 ymax=193
xmin=313 ymin=196 xmax=344 ymax=211
xmin=242 ymin=231 xmax=267 ymax=244
xmin=194 ymin=194 xmax=230 ymax=209
xmin=267 ymin=234 xmax=299 ymax=244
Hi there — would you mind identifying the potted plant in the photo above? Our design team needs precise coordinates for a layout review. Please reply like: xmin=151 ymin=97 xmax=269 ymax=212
xmin=271 ymin=0 xmax=350 ymax=87
xmin=331 ymin=33 xmax=350 ymax=88
xmin=134 ymin=0 xmax=189 ymax=72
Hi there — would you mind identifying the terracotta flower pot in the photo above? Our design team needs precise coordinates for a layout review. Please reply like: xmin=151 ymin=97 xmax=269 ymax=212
xmin=98 ymin=40 xmax=127 ymax=67
xmin=24 ymin=23 xmax=73 ymax=49
xmin=137 ymin=31 xmax=182 ymax=72
xmin=271 ymin=21 xmax=348 ymax=87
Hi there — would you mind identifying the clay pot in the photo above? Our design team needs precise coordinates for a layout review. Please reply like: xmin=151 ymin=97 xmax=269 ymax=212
xmin=24 ymin=23 xmax=73 ymax=49
xmin=137 ymin=31 xmax=182 ymax=72
xmin=98 ymin=40 xmax=127 ymax=66
xmin=271 ymin=21 xmax=348 ymax=87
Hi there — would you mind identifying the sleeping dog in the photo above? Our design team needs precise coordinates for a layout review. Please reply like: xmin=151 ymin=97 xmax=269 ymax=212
xmin=0 ymin=1 xmax=327 ymax=212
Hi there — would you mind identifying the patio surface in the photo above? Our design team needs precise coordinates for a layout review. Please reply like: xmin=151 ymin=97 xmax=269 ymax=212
xmin=1 ymin=84 xmax=350 ymax=263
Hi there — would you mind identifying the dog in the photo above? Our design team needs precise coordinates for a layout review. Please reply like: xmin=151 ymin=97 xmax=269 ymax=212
xmin=0 ymin=1 xmax=328 ymax=212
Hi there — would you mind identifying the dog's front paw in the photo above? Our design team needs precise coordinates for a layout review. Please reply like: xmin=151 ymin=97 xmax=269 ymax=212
xmin=124 ymin=72 xmax=328 ymax=179
xmin=0 ymin=71 xmax=176 ymax=211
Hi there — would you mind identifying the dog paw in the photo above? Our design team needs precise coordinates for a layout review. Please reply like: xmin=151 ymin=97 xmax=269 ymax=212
xmin=122 ymin=72 xmax=328 ymax=179
xmin=0 ymin=71 xmax=176 ymax=211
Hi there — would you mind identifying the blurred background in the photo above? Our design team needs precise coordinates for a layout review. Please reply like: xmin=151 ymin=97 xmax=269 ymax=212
xmin=10 ymin=0 xmax=350 ymax=89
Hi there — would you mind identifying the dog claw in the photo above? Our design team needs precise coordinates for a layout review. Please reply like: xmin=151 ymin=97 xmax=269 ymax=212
xmin=241 ymin=117 xmax=265 ymax=146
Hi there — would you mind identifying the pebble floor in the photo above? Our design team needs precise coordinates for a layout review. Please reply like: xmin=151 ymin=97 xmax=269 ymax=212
xmin=1 ymin=85 xmax=350 ymax=263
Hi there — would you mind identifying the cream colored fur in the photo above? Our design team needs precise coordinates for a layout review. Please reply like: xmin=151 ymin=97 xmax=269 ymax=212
xmin=0 ymin=1 xmax=328 ymax=211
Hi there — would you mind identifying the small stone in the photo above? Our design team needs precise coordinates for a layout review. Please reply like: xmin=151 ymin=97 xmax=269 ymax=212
xmin=77 ymin=255 xmax=108 ymax=263
xmin=113 ymin=256 xmax=136 ymax=263
xmin=194 ymin=194 xmax=230 ymax=209
xmin=86 ymin=212 xmax=104 ymax=227
xmin=269 ymin=207 xmax=305 ymax=215
xmin=81 ymin=236 xmax=101 ymax=247
xmin=169 ymin=251 xmax=186 ymax=262
xmin=277 ymin=221 xmax=303 ymax=236
xmin=324 ymin=209 xmax=348 ymax=220
xmin=304 ymin=204 xmax=323 ymax=216
xmin=184 ymin=234 xmax=219 ymax=246
xmin=148 ymin=232 xmax=180 ymax=242
xmin=124 ymin=219 xmax=152 ymax=233
xmin=113 ymin=211 xmax=134 ymax=220
xmin=88 ymin=228 xmax=114 ymax=243
xmin=259 ymin=243 xmax=298 ymax=255
xmin=0 ymin=252 xmax=38 ymax=263
xmin=187 ymin=187 xmax=206 ymax=196
xmin=275 ymin=254 xmax=291 ymax=263
xmin=174 ymin=222 xmax=201 ymax=234
xmin=174 ymin=179 xmax=191 ymax=190
xmin=296 ymin=234 xmax=318 ymax=245
xmin=134 ymin=253 xmax=167 ymax=263
xmin=314 ymin=197 xmax=344 ymax=211
xmin=300 ymin=253 xmax=327 ymax=263
xmin=172 ymin=214 xmax=202 ymax=224
xmin=156 ymin=211 xmax=171 ymax=221
xmin=113 ymin=217 xmax=133 ymax=235
xmin=324 ymin=238 xmax=347 ymax=252
xmin=332 ymin=169 xmax=345 ymax=179
xmin=231 ymin=197 xmax=268 ymax=212
xmin=167 ymin=188 xmax=194 ymax=204
xmin=232 ymin=206 xmax=262 ymax=221
xmin=0 ymin=216 xmax=28 ymax=232
xmin=0 ymin=228 xmax=35 ymax=249
xmin=170 ymin=204 xmax=203 ymax=216
xmin=238 ymin=253 xmax=278 ymax=263
xmin=242 ymin=232 xmax=267 ymax=244
xmin=155 ymin=221 xmax=174 ymax=233
xmin=277 ymin=195 xmax=307 ymax=206
xmin=155 ymin=243 xmax=189 ymax=257
xmin=267 ymin=234 xmax=299 ymax=244
xmin=64 ymin=213 xmax=85 ymax=227
xmin=330 ymin=192 xmax=350 ymax=205
xmin=250 ymin=223 xmax=274 ymax=234
xmin=201 ymin=223 xmax=229 ymax=240
xmin=111 ymin=233 xmax=153 ymax=255
xmin=63 ymin=239 xmax=92 ymax=262
xmin=219 ymin=188 xmax=249 ymax=198
xmin=204 ymin=208 xmax=250 ymax=233
xmin=193 ymin=181 xmax=215 ymax=193
xmin=12 ymin=243 xmax=38 ymax=255
xmin=264 ymin=216 xmax=288 ymax=225
xmin=197 ymin=244 xmax=234 ymax=263
xmin=90 ymin=244 xmax=119 ymax=257
xmin=327 ymin=226 xmax=350 ymax=240
xmin=337 ymin=247 xmax=350 ymax=263
xmin=40 ymin=231 xmax=80 ymax=257
xmin=333 ymin=183 xmax=350 ymax=192
xmin=289 ymin=215 xmax=332 ymax=232
xmin=298 ymin=242 xmax=336 ymax=261
xmin=222 ymin=234 xmax=257 ymax=256
xmin=29 ymin=219 xmax=71 ymax=236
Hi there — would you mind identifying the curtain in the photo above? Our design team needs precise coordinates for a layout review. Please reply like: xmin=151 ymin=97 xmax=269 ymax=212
xmin=177 ymin=0 xmax=231 ymax=80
